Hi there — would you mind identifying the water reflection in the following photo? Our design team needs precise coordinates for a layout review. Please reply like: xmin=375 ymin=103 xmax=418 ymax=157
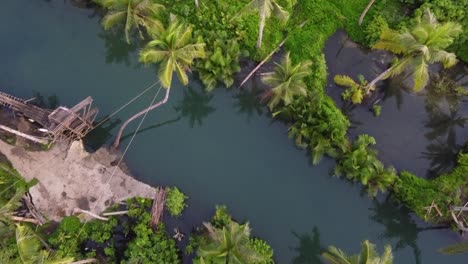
xmin=98 ymin=27 xmax=140 ymax=66
xmin=421 ymin=133 xmax=462 ymax=178
xmin=174 ymin=87 xmax=215 ymax=128
xmin=84 ymin=116 xmax=121 ymax=150
xmin=370 ymin=195 xmax=449 ymax=264
xmin=233 ymin=87 xmax=264 ymax=121
xmin=31 ymin=92 xmax=59 ymax=109
xmin=291 ymin=227 xmax=324 ymax=264
xmin=119 ymin=116 xmax=181 ymax=143
xmin=422 ymin=66 xmax=467 ymax=177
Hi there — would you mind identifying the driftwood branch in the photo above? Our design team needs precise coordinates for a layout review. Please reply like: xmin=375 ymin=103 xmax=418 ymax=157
xmin=24 ymin=193 xmax=46 ymax=225
xmin=11 ymin=216 xmax=40 ymax=225
xmin=102 ymin=210 xmax=129 ymax=216
xmin=151 ymin=187 xmax=166 ymax=230
xmin=451 ymin=211 xmax=468 ymax=232
xmin=73 ymin=208 xmax=109 ymax=221
xmin=70 ymin=258 xmax=99 ymax=264
xmin=0 ymin=125 xmax=48 ymax=144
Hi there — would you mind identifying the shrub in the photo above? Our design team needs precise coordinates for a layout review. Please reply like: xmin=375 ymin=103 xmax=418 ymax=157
xmin=166 ymin=187 xmax=188 ymax=217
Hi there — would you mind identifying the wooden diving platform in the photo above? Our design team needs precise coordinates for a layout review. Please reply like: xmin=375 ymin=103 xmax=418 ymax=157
xmin=0 ymin=90 xmax=98 ymax=142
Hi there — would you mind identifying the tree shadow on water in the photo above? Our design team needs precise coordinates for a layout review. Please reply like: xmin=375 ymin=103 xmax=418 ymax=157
xmin=233 ymin=86 xmax=265 ymax=121
xmin=290 ymin=227 xmax=325 ymax=264
xmin=370 ymin=195 xmax=449 ymax=264
xmin=119 ymin=116 xmax=181 ymax=144
xmin=84 ymin=117 xmax=121 ymax=150
xmin=98 ymin=27 xmax=140 ymax=66
xmin=174 ymin=87 xmax=215 ymax=128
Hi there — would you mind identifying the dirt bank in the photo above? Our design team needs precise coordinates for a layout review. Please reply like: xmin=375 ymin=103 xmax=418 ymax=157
xmin=0 ymin=138 xmax=155 ymax=221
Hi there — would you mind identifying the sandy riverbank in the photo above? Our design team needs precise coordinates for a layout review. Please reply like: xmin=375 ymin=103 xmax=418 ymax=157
xmin=0 ymin=138 xmax=155 ymax=221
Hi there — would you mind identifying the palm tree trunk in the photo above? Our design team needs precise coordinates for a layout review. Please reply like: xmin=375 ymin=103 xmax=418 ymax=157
xmin=113 ymin=87 xmax=171 ymax=148
xmin=195 ymin=0 xmax=199 ymax=8
xmin=366 ymin=66 xmax=393 ymax=93
xmin=257 ymin=11 xmax=266 ymax=48
xmin=358 ymin=0 xmax=375 ymax=26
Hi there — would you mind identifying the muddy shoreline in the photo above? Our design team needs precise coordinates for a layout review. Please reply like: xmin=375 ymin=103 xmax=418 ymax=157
xmin=0 ymin=111 xmax=155 ymax=221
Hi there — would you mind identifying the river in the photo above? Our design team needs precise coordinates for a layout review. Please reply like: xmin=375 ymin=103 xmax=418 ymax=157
xmin=0 ymin=1 xmax=467 ymax=263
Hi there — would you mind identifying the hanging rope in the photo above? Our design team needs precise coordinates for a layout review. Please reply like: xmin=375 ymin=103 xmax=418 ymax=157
xmin=72 ymin=83 xmax=165 ymax=248
xmin=87 ymin=80 xmax=159 ymax=134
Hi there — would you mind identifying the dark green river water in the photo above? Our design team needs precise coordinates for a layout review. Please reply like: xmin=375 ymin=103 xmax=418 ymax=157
xmin=1 ymin=1 xmax=467 ymax=263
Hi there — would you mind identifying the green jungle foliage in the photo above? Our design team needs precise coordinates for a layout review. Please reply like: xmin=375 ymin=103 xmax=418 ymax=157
xmin=166 ymin=186 xmax=188 ymax=217
xmin=335 ymin=135 xmax=397 ymax=197
xmin=124 ymin=197 xmax=180 ymax=263
xmin=393 ymin=152 xmax=468 ymax=222
xmin=192 ymin=206 xmax=274 ymax=264
xmin=372 ymin=105 xmax=382 ymax=117
xmin=333 ymin=74 xmax=374 ymax=104
xmin=283 ymin=55 xmax=350 ymax=165
xmin=48 ymin=215 xmax=118 ymax=260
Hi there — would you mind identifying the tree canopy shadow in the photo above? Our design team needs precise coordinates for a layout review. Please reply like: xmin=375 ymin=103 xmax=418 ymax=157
xmin=232 ymin=87 xmax=264 ymax=121
xmin=290 ymin=226 xmax=325 ymax=264
xmin=174 ymin=87 xmax=215 ymax=128
xmin=98 ymin=27 xmax=140 ymax=66
xmin=370 ymin=195 xmax=449 ymax=264
xmin=84 ymin=116 xmax=121 ymax=150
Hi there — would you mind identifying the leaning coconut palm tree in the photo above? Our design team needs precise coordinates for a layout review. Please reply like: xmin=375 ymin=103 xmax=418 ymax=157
xmin=334 ymin=74 xmax=374 ymax=104
xmin=113 ymin=17 xmax=205 ymax=148
xmin=235 ymin=0 xmax=289 ymax=48
xmin=198 ymin=221 xmax=264 ymax=264
xmin=95 ymin=0 xmax=164 ymax=44
xmin=367 ymin=9 xmax=462 ymax=93
xmin=261 ymin=52 xmax=312 ymax=110
xmin=322 ymin=240 xmax=393 ymax=264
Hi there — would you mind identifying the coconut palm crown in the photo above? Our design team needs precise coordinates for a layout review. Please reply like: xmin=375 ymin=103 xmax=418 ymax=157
xmin=139 ymin=17 xmax=206 ymax=88
xmin=198 ymin=221 xmax=264 ymax=264
xmin=372 ymin=9 xmax=462 ymax=92
xmin=96 ymin=0 xmax=164 ymax=44
xmin=261 ymin=52 xmax=312 ymax=110
xmin=322 ymin=240 xmax=393 ymax=264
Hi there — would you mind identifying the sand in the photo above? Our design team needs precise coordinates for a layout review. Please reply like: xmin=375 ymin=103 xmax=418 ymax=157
xmin=0 ymin=139 xmax=155 ymax=221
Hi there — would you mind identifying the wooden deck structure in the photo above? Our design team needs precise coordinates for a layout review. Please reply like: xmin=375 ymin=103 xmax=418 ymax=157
xmin=0 ymin=90 xmax=98 ymax=142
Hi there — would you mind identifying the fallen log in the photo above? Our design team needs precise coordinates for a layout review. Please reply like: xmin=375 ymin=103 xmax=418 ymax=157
xmin=73 ymin=208 xmax=109 ymax=221
xmin=151 ymin=187 xmax=166 ymax=230
xmin=102 ymin=210 xmax=129 ymax=216
xmin=11 ymin=216 xmax=40 ymax=225
xmin=0 ymin=124 xmax=48 ymax=144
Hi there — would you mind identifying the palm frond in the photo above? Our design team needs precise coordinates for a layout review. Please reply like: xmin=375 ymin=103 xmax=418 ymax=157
xmin=439 ymin=242 xmax=468 ymax=255
xmin=412 ymin=57 xmax=429 ymax=92
xmin=101 ymin=11 xmax=126 ymax=30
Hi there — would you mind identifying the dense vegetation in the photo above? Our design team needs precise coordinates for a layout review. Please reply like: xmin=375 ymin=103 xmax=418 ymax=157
xmin=93 ymin=0 xmax=467 ymax=230
xmin=2 ymin=0 xmax=468 ymax=262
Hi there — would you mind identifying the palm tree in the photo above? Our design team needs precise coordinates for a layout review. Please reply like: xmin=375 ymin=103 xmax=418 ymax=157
xmin=113 ymin=18 xmax=205 ymax=148
xmin=16 ymin=225 xmax=74 ymax=264
xmin=368 ymin=9 xmax=462 ymax=92
xmin=322 ymin=240 xmax=393 ymax=264
xmin=334 ymin=74 xmax=374 ymax=104
xmin=261 ymin=52 xmax=312 ymax=110
xmin=95 ymin=0 xmax=164 ymax=44
xmin=235 ymin=0 xmax=289 ymax=48
xmin=198 ymin=221 xmax=264 ymax=264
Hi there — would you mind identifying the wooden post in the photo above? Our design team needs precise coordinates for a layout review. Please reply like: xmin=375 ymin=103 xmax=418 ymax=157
xmin=151 ymin=187 xmax=166 ymax=230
